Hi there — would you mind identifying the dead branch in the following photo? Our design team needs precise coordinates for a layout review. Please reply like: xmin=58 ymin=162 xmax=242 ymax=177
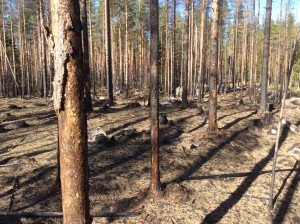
xmin=1 ymin=114 xmax=56 ymax=126
xmin=0 ymin=211 xmax=142 ymax=218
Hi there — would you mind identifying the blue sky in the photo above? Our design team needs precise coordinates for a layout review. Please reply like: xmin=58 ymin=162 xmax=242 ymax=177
xmin=259 ymin=0 xmax=300 ymax=23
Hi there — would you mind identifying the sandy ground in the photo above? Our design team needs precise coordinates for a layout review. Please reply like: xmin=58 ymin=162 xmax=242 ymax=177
xmin=0 ymin=91 xmax=300 ymax=224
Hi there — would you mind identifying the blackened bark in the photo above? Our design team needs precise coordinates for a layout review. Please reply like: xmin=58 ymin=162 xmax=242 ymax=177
xmin=105 ymin=0 xmax=113 ymax=105
xmin=51 ymin=0 xmax=91 ymax=223
xmin=149 ymin=0 xmax=161 ymax=196
xmin=259 ymin=0 xmax=272 ymax=111
xmin=172 ymin=0 xmax=176 ymax=97
xmin=207 ymin=0 xmax=219 ymax=132
xmin=181 ymin=0 xmax=189 ymax=104
xmin=82 ymin=0 xmax=93 ymax=112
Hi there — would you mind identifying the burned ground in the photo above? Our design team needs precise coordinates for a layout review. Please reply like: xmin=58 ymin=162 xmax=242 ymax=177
xmin=0 ymin=92 xmax=299 ymax=224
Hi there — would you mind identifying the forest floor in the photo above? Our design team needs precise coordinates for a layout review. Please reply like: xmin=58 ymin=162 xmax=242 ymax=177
xmin=0 ymin=90 xmax=300 ymax=224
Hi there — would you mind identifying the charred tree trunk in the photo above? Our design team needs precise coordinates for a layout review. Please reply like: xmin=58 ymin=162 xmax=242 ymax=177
xmin=105 ymin=0 xmax=113 ymax=105
xmin=182 ymin=0 xmax=189 ymax=104
xmin=198 ymin=0 xmax=207 ymax=103
xmin=172 ymin=0 xmax=176 ymax=97
xmin=82 ymin=0 xmax=93 ymax=112
xmin=50 ymin=0 xmax=91 ymax=223
xmin=207 ymin=0 xmax=219 ymax=132
xmin=259 ymin=0 xmax=272 ymax=112
xmin=149 ymin=0 xmax=161 ymax=197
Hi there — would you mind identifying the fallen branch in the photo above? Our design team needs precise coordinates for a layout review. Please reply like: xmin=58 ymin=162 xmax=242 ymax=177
xmin=1 ymin=114 xmax=56 ymax=126
xmin=0 ymin=211 xmax=142 ymax=218
xmin=0 ymin=162 xmax=25 ymax=167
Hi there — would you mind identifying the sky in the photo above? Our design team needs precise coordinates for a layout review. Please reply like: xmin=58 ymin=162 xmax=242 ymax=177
xmin=259 ymin=0 xmax=300 ymax=23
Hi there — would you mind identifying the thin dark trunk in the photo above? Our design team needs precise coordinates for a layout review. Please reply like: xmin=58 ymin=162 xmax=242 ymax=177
xmin=172 ymin=0 xmax=176 ymax=97
xmin=182 ymin=0 xmax=189 ymax=104
xmin=259 ymin=0 xmax=272 ymax=111
xmin=149 ymin=0 xmax=161 ymax=197
xmin=82 ymin=0 xmax=93 ymax=112
xmin=105 ymin=0 xmax=113 ymax=105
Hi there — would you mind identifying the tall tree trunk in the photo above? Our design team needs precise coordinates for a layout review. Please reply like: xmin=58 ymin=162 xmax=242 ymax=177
xmin=281 ymin=0 xmax=290 ymax=103
xmin=149 ymin=0 xmax=161 ymax=197
xmin=240 ymin=1 xmax=248 ymax=102
xmin=1 ymin=0 xmax=7 ymax=97
xmin=253 ymin=0 xmax=260 ymax=103
xmin=105 ymin=0 xmax=113 ymax=105
xmin=82 ymin=0 xmax=93 ymax=112
xmin=172 ymin=0 xmax=176 ymax=97
xmin=40 ymin=0 xmax=48 ymax=98
xmin=207 ymin=0 xmax=219 ymax=132
xmin=138 ymin=0 xmax=143 ymax=89
xmin=198 ymin=0 xmax=207 ymax=103
xmin=50 ymin=0 xmax=91 ymax=223
xmin=17 ymin=0 xmax=24 ymax=98
xmin=181 ymin=0 xmax=189 ymax=104
xmin=249 ymin=0 xmax=255 ymax=101
xmin=164 ymin=0 xmax=169 ymax=97
xmin=125 ymin=0 xmax=129 ymax=97
xmin=189 ymin=0 xmax=194 ymax=99
xmin=88 ymin=0 xmax=95 ymax=99
xmin=259 ymin=0 xmax=272 ymax=111
xmin=9 ymin=0 xmax=18 ymax=96
xmin=232 ymin=1 xmax=240 ymax=94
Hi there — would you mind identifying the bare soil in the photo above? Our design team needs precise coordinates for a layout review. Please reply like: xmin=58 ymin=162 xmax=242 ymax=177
xmin=0 ymin=91 xmax=300 ymax=224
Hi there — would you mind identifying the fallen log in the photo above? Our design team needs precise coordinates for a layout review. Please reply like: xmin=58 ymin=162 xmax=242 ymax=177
xmin=0 ymin=211 xmax=142 ymax=218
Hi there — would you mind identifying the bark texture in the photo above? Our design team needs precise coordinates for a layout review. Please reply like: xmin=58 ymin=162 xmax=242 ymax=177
xmin=105 ymin=0 xmax=113 ymax=105
xmin=149 ymin=0 xmax=161 ymax=196
xmin=51 ymin=0 xmax=91 ymax=223
xmin=259 ymin=0 xmax=272 ymax=111
xmin=181 ymin=0 xmax=189 ymax=104
xmin=207 ymin=0 xmax=219 ymax=132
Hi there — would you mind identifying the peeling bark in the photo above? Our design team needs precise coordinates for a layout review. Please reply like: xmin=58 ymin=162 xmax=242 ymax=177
xmin=51 ymin=0 xmax=91 ymax=223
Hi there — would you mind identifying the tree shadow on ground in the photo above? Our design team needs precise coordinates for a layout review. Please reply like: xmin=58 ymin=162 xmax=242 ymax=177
xmin=222 ymin=111 xmax=256 ymax=130
xmin=168 ymin=126 xmax=249 ymax=185
xmin=273 ymin=162 xmax=300 ymax=224
xmin=201 ymin=126 xmax=289 ymax=224
xmin=185 ymin=167 xmax=300 ymax=181
xmin=89 ymin=114 xmax=192 ymax=221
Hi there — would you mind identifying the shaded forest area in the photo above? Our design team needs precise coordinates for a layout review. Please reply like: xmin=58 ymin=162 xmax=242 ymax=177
xmin=1 ymin=0 xmax=300 ymax=223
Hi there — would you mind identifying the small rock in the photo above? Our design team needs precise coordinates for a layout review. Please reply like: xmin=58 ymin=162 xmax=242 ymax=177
xmin=269 ymin=127 xmax=277 ymax=135
xmin=288 ymin=147 xmax=300 ymax=160
xmin=289 ymin=124 xmax=298 ymax=133
xmin=281 ymin=119 xmax=291 ymax=126
xmin=88 ymin=127 xmax=106 ymax=143
xmin=123 ymin=128 xmax=138 ymax=136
